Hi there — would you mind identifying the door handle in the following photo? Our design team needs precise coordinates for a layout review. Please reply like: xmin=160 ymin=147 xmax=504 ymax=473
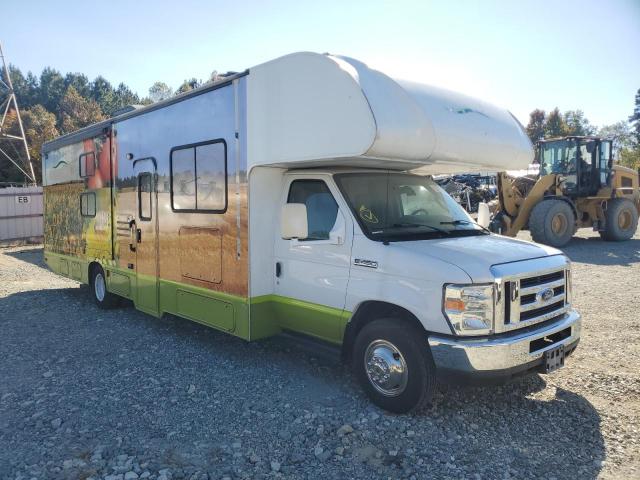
xmin=275 ymin=262 xmax=282 ymax=278
xmin=129 ymin=219 xmax=137 ymax=252
xmin=136 ymin=228 xmax=142 ymax=243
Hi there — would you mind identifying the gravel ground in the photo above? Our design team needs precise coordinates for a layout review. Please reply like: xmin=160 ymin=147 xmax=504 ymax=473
xmin=1 ymin=229 xmax=639 ymax=480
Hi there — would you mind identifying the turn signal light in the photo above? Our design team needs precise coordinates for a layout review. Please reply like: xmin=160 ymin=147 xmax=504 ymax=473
xmin=444 ymin=298 xmax=465 ymax=312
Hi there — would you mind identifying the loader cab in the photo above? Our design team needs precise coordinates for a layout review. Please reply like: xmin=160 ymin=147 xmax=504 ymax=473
xmin=538 ymin=137 xmax=612 ymax=197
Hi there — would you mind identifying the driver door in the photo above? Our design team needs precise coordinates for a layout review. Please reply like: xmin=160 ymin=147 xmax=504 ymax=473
xmin=273 ymin=175 xmax=353 ymax=341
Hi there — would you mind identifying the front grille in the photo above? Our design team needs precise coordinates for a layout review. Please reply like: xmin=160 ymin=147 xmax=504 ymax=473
xmin=520 ymin=300 xmax=564 ymax=321
xmin=519 ymin=270 xmax=564 ymax=289
xmin=521 ymin=285 xmax=564 ymax=305
xmin=502 ymin=267 xmax=569 ymax=331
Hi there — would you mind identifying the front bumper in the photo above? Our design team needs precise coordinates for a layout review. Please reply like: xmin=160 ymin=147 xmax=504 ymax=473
xmin=428 ymin=309 xmax=581 ymax=383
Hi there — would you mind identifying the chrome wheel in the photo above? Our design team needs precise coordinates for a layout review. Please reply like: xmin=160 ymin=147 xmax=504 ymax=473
xmin=364 ymin=339 xmax=408 ymax=397
xmin=94 ymin=272 xmax=106 ymax=302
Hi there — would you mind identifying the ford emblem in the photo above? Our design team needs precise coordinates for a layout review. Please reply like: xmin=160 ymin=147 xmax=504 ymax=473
xmin=537 ymin=287 xmax=555 ymax=303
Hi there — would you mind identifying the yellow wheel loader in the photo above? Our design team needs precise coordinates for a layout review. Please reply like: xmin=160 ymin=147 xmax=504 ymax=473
xmin=486 ymin=136 xmax=640 ymax=247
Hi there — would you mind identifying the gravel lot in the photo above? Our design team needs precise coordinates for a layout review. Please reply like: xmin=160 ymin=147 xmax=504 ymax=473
xmin=1 ymin=230 xmax=639 ymax=480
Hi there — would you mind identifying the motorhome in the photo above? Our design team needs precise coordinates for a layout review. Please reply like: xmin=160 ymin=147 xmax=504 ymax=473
xmin=42 ymin=53 xmax=580 ymax=413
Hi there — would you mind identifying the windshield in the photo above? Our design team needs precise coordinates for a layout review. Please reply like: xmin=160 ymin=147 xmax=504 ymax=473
xmin=539 ymin=139 xmax=577 ymax=176
xmin=334 ymin=172 xmax=487 ymax=242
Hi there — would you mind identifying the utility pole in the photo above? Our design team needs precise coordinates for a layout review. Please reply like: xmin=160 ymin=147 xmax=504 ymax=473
xmin=0 ymin=41 xmax=36 ymax=184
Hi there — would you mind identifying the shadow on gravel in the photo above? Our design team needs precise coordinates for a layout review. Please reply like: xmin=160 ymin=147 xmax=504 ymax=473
xmin=3 ymin=246 xmax=46 ymax=268
xmin=429 ymin=375 xmax=605 ymax=479
xmin=561 ymin=237 xmax=640 ymax=266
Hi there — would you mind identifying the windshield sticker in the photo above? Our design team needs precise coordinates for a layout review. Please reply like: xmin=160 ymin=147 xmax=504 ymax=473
xmin=359 ymin=205 xmax=379 ymax=224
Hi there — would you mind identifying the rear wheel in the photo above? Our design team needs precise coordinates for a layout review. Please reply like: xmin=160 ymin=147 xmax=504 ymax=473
xmin=600 ymin=198 xmax=639 ymax=241
xmin=90 ymin=264 xmax=120 ymax=309
xmin=353 ymin=318 xmax=435 ymax=413
xmin=529 ymin=199 xmax=576 ymax=247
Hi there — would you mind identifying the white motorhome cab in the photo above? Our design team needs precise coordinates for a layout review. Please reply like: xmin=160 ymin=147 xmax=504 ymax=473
xmin=42 ymin=53 xmax=580 ymax=413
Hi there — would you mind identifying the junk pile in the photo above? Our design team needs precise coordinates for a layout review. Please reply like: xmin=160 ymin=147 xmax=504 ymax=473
xmin=434 ymin=174 xmax=498 ymax=213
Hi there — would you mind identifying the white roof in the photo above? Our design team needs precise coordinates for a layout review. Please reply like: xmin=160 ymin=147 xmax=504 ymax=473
xmin=246 ymin=52 xmax=533 ymax=174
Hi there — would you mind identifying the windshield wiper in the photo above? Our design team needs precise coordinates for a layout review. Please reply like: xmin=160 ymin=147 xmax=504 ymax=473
xmin=440 ymin=219 xmax=491 ymax=234
xmin=390 ymin=222 xmax=450 ymax=235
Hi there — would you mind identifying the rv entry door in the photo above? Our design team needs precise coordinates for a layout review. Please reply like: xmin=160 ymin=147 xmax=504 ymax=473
xmin=132 ymin=158 xmax=159 ymax=315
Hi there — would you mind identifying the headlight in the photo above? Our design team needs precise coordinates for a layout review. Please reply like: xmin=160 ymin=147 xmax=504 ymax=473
xmin=443 ymin=284 xmax=495 ymax=335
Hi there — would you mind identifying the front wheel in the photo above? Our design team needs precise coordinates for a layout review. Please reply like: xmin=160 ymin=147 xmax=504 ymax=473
xmin=529 ymin=199 xmax=576 ymax=247
xmin=353 ymin=318 xmax=436 ymax=413
xmin=90 ymin=264 xmax=120 ymax=309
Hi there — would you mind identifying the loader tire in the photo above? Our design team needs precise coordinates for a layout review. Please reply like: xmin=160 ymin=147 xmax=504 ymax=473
xmin=529 ymin=199 xmax=575 ymax=247
xmin=600 ymin=198 xmax=638 ymax=241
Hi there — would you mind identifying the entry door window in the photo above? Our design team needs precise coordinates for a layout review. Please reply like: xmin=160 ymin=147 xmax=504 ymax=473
xmin=138 ymin=173 xmax=153 ymax=221
xmin=287 ymin=180 xmax=338 ymax=241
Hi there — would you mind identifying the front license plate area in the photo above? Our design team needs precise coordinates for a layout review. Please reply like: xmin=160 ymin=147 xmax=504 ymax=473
xmin=544 ymin=344 xmax=565 ymax=373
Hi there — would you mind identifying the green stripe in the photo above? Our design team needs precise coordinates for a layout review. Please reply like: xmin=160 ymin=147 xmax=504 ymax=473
xmin=44 ymin=251 xmax=350 ymax=345
xmin=250 ymin=295 xmax=350 ymax=344
xmin=159 ymin=278 xmax=250 ymax=339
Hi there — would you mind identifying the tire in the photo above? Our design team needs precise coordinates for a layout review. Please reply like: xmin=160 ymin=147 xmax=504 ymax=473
xmin=529 ymin=199 xmax=576 ymax=247
xmin=89 ymin=264 xmax=120 ymax=309
xmin=353 ymin=318 xmax=436 ymax=414
xmin=600 ymin=198 xmax=639 ymax=241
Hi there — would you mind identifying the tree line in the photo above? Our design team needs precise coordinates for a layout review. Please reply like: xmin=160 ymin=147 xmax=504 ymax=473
xmin=1 ymin=64 xmax=639 ymax=183
xmin=524 ymin=95 xmax=640 ymax=169
xmin=0 ymin=65 xmax=224 ymax=183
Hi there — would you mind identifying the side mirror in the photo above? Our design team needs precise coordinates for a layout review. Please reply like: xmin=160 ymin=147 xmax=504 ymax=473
xmin=477 ymin=202 xmax=491 ymax=228
xmin=281 ymin=203 xmax=308 ymax=239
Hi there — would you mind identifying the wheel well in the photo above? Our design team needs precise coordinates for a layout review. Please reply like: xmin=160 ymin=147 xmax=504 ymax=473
xmin=341 ymin=301 xmax=426 ymax=363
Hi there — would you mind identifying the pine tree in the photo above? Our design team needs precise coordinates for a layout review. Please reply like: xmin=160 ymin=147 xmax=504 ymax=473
xmin=526 ymin=109 xmax=546 ymax=143
xmin=563 ymin=110 xmax=595 ymax=136
xmin=112 ymin=83 xmax=141 ymax=112
xmin=90 ymin=76 xmax=117 ymax=116
xmin=21 ymin=105 xmax=59 ymax=181
xmin=629 ymin=88 xmax=640 ymax=146
xmin=38 ymin=67 xmax=66 ymax=113
xmin=544 ymin=108 xmax=568 ymax=138
xmin=64 ymin=73 xmax=92 ymax=99
xmin=59 ymin=86 xmax=105 ymax=134
xmin=148 ymin=82 xmax=173 ymax=103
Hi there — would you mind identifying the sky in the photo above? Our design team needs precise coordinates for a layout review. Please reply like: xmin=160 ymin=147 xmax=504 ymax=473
xmin=2 ymin=0 xmax=639 ymax=127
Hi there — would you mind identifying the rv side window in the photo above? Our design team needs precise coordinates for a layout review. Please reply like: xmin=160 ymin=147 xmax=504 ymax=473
xmin=170 ymin=139 xmax=227 ymax=212
xmin=138 ymin=173 xmax=153 ymax=221
xmin=287 ymin=180 xmax=338 ymax=241
xmin=80 ymin=192 xmax=96 ymax=217
xmin=79 ymin=152 xmax=96 ymax=177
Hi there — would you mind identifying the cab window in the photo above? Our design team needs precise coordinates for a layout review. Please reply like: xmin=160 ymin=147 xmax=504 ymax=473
xmin=287 ymin=180 xmax=338 ymax=241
